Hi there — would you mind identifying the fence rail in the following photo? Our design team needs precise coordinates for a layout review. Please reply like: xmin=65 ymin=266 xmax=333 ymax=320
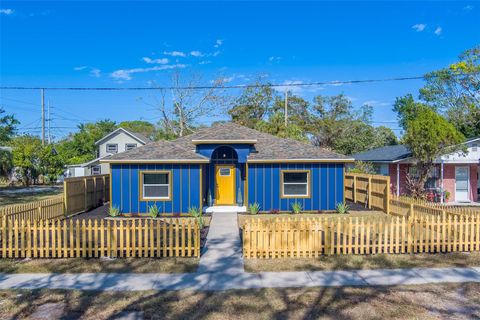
xmin=345 ymin=173 xmax=390 ymax=212
xmin=0 ymin=196 xmax=64 ymax=221
xmin=243 ymin=212 xmax=480 ymax=258
xmin=0 ymin=175 xmax=110 ymax=221
xmin=0 ymin=217 xmax=200 ymax=258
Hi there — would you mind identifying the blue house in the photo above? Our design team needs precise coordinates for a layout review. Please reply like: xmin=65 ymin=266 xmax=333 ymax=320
xmin=102 ymin=123 xmax=353 ymax=214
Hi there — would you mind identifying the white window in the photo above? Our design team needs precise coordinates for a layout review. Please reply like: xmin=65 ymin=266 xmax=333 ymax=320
xmin=92 ymin=166 xmax=101 ymax=175
xmin=281 ymin=171 xmax=310 ymax=197
xmin=219 ymin=168 xmax=231 ymax=176
xmin=472 ymin=143 xmax=478 ymax=152
xmin=125 ymin=143 xmax=137 ymax=151
xmin=141 ymin=172 xmax=171 ymax=200
xmin=106 ymin=144 xmax=118 ymax=153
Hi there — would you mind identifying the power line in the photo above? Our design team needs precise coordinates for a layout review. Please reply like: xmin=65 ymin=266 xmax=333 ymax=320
xmin=0 ymin=75 xmax=434 ymax=91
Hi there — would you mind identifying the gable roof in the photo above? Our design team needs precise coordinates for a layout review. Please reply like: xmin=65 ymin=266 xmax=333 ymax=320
xmin=94 ymin=128 xmax=151 ymax=146
xmin=102 ymin=122 xmax=352 ymax=163
xmin=353 ymin=145 xmax=411 ymax=162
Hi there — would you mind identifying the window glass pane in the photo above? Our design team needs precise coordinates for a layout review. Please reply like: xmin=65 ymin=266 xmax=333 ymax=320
xmin=144 ymin=185 xmax=169 ymax=198
xmin=284 ymin=184 xmax=307 ymax=196
xmin=283 ymin=172 xmax=307 ymax=183
xmin=219 ymin=168 xmax=230 ymax=176
xmin=126 ymin=144 xmax=137 ymax=151
xmin=143 ymin=173 xmax=168 ymax=184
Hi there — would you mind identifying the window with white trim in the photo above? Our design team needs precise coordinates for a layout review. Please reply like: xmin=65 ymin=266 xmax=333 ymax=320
xmin=106 ymin=144 xmax=118 ymax=153
xmin=125 ymin=143 xmax=137 ymax=151
xmin=92 ymin=166 xmax=101 ymax=175
xmin=142 ymin=172 xmax=171 ymax=200
xmin=282 ymin=171 xmax=310 ymax=197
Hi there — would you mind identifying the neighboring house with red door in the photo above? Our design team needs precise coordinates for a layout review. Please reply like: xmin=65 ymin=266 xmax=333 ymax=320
xmin=353 ymin=137 xmax=480 ymax=203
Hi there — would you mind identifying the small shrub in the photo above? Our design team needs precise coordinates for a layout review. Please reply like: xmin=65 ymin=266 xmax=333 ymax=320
xmin=188 ymin=206 xmax=203 ymax=228
xmin=248 ymin=202 xmax=260 ymax=215
xmin=108 ymin=206 xmax=120 ymax=217
xmin=268 ymin=209 xmax=280 ymax=214
xmin=291 ymin=201 xmax=302 ymax=214
xmin=148 ymin=204 xmax=159 ymax=218
xmin=336 ymin=201 xmax=350 ymax=214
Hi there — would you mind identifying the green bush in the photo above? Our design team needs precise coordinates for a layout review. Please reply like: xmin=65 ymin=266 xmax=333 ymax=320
xmin=291 ymin=201 xmax=302 ymax=214
xmin=188 ymin=206 xmax=203 ymax=228
xmin=248 ymin=202 xmax=260 ymax=215
xmin=336 ymin=201 xmax=350 ymax=214
xmin=108 ymin=206 xmax=120 ymax=217
xmin=148 ymin=204 xmax=159 ymax=218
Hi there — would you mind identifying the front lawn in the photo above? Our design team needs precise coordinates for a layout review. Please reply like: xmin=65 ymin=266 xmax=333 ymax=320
xmin=244 ymin=252 xmax=480 ymax=272
xmin=0 ymin=186 xmax=63 ymax=206
xmin=0 ymin=257 xmax=199 ymax=273
xmin=2 ymin=283 xmax=480 ymax=319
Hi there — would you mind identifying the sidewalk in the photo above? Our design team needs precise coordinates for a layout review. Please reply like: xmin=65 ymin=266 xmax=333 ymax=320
xmin=1 ymin=212 xmax=480 ymax=291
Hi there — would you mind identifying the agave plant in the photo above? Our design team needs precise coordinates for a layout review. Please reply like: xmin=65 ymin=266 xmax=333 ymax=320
xmin=291 ymin=201 xmax=302 ymax=214
xmin=248 ymin=202 xmax=260 ymax=215
xmin=148 ymin=204 xmax=159 ymax=218
xmin=108 ymin=206 xmax=120 ymax=217
xmin=188 ymin=206 xmax=204 ymax=228
xmin=336 ymin=201 xmax=350 ymax=214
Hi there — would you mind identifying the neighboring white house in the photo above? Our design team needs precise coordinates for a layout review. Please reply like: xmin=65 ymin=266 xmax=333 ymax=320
xmin=66 ymin=128 xmax=150 ymax=177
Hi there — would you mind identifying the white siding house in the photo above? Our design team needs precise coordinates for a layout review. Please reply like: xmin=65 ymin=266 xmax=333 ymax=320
xmin=66 ymin=128 xmax=150 ymax=177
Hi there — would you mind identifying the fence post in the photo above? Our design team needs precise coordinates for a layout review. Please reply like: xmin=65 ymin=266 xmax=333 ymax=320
xmin=367 ymin=176 xmax=372 ymax=209
xmin=84 ymin=177 xmax=88 ymax=213
xmin=353 ymin=175 xmax=357 ymax=203
xmin=386 ymin=176 xmax=391 ymax=214
xmin=63 ymin=179 xmax=68 ymax=216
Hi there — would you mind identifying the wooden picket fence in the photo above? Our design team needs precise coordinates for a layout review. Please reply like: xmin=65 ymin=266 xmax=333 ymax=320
xmin=0 ymin=175 xmax=110 ymax=221
xmin=0 ymin=196 xmax=65 ymax=221
xmin=345 ymin=173 xmax=390 ymax=213
xmin=0 ymin=217 xmax=200 ymax=258
xmin=243 ymin=212 xmax=480 ymax=258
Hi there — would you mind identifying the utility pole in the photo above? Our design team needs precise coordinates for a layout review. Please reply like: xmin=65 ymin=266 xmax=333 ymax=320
xmin=41 ymin=89 xmax=45 ymax=145
xmin=47 ymin=100 xmax=51 ymax=144
xmin=284 ymin=90 xmax=288 ymax=126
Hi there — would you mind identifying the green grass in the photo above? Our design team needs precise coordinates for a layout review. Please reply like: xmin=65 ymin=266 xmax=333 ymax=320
xmin=244 ymin=252 xmax=480 ymax=272
xmin=0 ymin=187 xmax=63 ymax=206
xmin=0 ymin=257 xmax=198 ymax=273
xmin=2 ymin=283 xmax=480 ymax=319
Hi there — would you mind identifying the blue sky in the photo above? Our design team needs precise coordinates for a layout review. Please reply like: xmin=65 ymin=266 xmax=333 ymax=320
xmin=0 ymin=1 xmax=479 ymax=140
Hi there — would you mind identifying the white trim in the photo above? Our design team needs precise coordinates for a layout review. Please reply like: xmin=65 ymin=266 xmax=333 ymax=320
xmin=94 ymin=127 xmax=148 ymax=146
xmin=396 ymin=163 xmax=400 ymax=196
xmin=455 ymin=166 xmax=470 ymax=202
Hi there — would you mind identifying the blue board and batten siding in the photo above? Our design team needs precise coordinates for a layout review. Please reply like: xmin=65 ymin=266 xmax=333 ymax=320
xmin=247 ymin=163 xmax=344 ymax=211
xmin=111 ymin=164 xmax=201 ymax=214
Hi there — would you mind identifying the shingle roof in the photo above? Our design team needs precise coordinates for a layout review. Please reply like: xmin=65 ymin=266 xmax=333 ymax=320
xmin=353 ymin=145 xmax=411 ymax=162
xmin=103 ymin=122 xmax=352 ymax=163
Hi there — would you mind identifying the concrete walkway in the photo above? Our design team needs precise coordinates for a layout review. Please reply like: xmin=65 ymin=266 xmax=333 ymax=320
xmin=2 ymin=212 xmax=480 ymax=291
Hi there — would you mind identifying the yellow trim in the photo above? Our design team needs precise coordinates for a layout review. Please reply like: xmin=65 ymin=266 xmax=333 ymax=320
xmin=247 ymin=159 xmax=354 ymax=163
xmin=109 ymin=164 xmax=112 ymax=210
xmin=245 ymin=162 xmax=248 ymax=206
xmin=192 ymin=139 xmax=257 ymax=144
xmin=199 ymin=165 xmax=203 ymax=211
xmin=101 ymin=159 xmax=209 ymax=164
xmin=139 ymin=170 xmax=173 ymax=201
xmin=280 ymin=169 xmax=311 ymax=199
xmin=214 ymin=164 xmax=236 ymax=205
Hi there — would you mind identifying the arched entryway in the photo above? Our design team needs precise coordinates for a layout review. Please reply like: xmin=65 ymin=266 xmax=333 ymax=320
xmin=211 ymin=146 xmax=238 ymax=205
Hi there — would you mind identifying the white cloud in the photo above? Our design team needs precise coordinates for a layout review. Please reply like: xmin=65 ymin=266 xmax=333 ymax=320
xmin=163 ymin=51 xmax=186 ymax=57
xmin=190 ymin=50 xmax=204 ymax=57
xmin=412 ymin=24 xmax=427 ymax=32
xmin=0 ymin=8 xmax=14 ymax=15
xmin=327 ymin=80 xmax=344 ymax=87
xmin=268 ymin=56 xmax=282 ymax=63
xmin=363 ymin=100 xmax=390 ymax=107
xmin=214 ymin=39 xmax=223 ymax=48
xmin=110 ymin=64 xmax=187 ymax=81
xmin=434 ymin=26 xmax=442 ymax=36
xmin=74 ymin=66 xmax=101 ymax=77
xmin=90 ymin=68 xmax=101 ymax=78
xmin=199 ymin=60 xmax=212 ymax=65
xmin=142 ymin=57 xmax=169 ymax=64
xmin=464 ymin=5 xmax=474 ymax=11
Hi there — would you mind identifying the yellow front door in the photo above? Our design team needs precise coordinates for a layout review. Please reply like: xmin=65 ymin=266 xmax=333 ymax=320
xmin=215 ymin=165 xmax=235 ymax=205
